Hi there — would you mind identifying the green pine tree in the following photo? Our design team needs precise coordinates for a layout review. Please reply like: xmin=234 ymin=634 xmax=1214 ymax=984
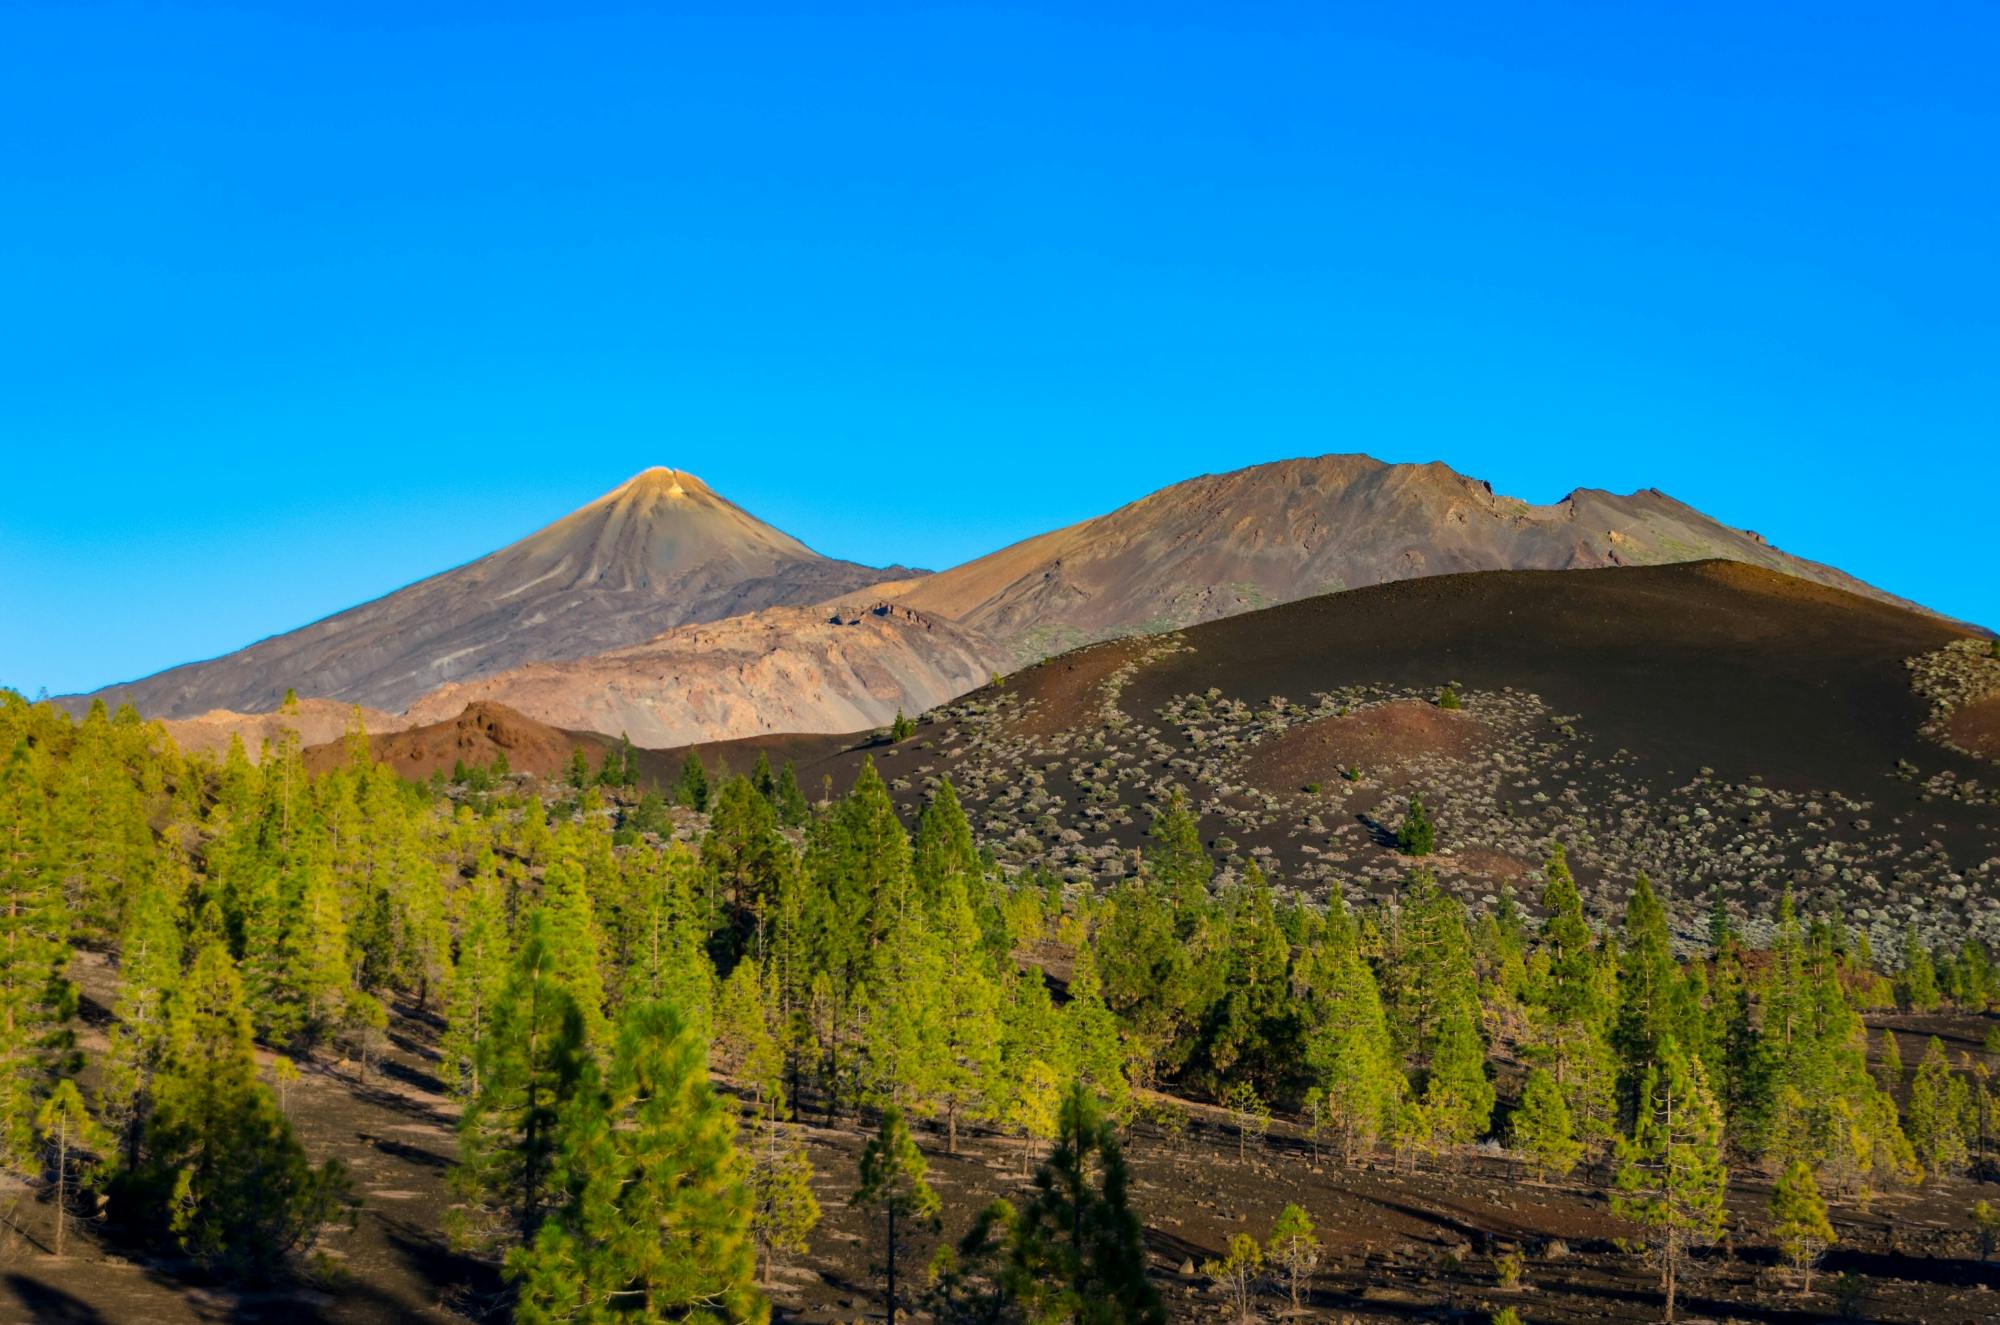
xmin=1770 ymin=1159 xmax=1835 ymax=1293
xmin=749 ymin=1122 xmax=821 ymax=1286
xmin=773 ymin=761 xmax=810 ymax=827
xmin=852 ymin=1106 xmax=940 ymax=1325
xmin=1395 ymin=794 xmax=1436 ymax=856
xmin=539 ymin=860 xmax=609 ymax=1047
xmin=122 ymin=941 xmax=352 ymax=1279
xmin=1265 ymin=1203 xmax=1320 ymax=1314
xmin=509 ymin=999 xmax=766 ymax=1323
xmin=450 ymin=910 xmax=592 ymax=1250
xmin=0 ymin=737 xmax=76 ymax=1171
xmin=715 ymin=957 xmax=788 ymax=1121
xmin=675 ymin=749 xmax=712 ymax=812
xmin=1004 ymin=1085 xmax=1166 ymax=1325
xmin=1613 ymin=1039 xmax=1728 ymax=1323
xmin=1906 ymin=1036 xmax=1971 ymax=1179
xmin=36 ymin=1078 xmax=113 ymax=1257
xmin=442 ymin=861 xmax=511 ymax=1097
xmin=1512 ymin=1067 xmax=1582 ymax=1183
xmin=1299 ymin=892 xmax=1403 ymax=1162
xmin=912 ymin=779 xmax=979 ymax=914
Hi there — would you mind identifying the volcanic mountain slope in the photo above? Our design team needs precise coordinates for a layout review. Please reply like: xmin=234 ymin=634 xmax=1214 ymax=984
xmin=402 ymin=599 xmax=1004 ymax=748
xmin=298 ymin=700 xmax=669 ymax=784
xmin=889 ymin=454 xmax=1935 ymax=663
xmin=68 ymin=468 xmax=915 ymax=719
xmin=158 ymin=697 xmax=406 ymax=760
xmin=729 ymin=562 xmax=1998 ymax=946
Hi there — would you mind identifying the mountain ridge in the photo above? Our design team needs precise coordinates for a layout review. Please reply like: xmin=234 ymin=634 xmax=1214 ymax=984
xmin=64 ymin=468 xmax=919 ymax=718
xmin=885 ymin=454 xmax=1935 ymax=662
xmin=66 ymin=454 xmax=1953 ymax=745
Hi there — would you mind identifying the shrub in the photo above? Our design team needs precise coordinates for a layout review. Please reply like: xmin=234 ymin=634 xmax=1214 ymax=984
xmin=1397 ymin=795 xmax=1436 ymax=856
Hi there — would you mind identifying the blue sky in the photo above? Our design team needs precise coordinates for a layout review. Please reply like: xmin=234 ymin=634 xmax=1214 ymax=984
xmin=3 ymin=2 xmax=1994 ymax=697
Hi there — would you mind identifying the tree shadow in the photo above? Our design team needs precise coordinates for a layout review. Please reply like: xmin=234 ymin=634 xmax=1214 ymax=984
xmin=3 ymin=1274 xmax=109 ymax=1324
xmin=358 ymin=1131 xmax=452 ymax=1170
xmin=377 ymin=1211 xmax=505 ymax=1321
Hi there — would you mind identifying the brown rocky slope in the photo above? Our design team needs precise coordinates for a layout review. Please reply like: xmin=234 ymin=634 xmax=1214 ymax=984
xmin=401 ymin=599 xmax=1004 ymax=748
xmin=888 ymin=453 xmax=1939 ymax=663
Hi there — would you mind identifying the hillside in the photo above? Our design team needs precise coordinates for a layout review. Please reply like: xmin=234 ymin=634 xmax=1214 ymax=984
xmin=299 ymin=700 xmax=627 ymax=782
xmin=158 ymin=697 xmax=406 ymax=760
xmin=725 ymin=561 xmax=1998 ymax=944
xmin=400 ymin=599 xmax=1005 ymax=748
xmin=66 ymin=468 xmax=915 ymax=718
xmin=890 ymin=454 xmax=1938 ymax=663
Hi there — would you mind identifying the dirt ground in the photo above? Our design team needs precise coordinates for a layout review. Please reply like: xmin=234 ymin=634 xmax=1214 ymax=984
xmin=6 ymin=957 xmax=1999 ymax=1324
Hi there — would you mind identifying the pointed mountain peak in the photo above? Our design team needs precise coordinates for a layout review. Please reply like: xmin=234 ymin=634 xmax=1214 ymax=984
xmin=599 ymin=466 xmax=715 ymax=505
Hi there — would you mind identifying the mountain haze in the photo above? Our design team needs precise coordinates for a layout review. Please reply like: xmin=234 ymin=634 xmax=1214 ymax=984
xmin=71 ymin=468 xmax=914 ymax=718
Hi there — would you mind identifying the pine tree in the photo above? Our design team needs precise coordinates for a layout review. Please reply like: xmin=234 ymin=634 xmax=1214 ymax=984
xmin=451 ymin=911 xmax=591 ymax=1249
xmin=0 ymin=737 xmax=76 ymax=1171
xmin=36 ymin=1078 xmax=112 ymax=1257
xmin=1906 ymin=1036 xmax=1971 ymax=1179
xmin=1395 ymin=794 xmax=1435 ymax=856
xmin=1094 ymin=876 xmax=1198 ymax=1085
xmin=750 ymin=750 xmax=777 ymax=803
xmin=1895 ymin=926 xmax=1940 ymax=1010
xmin=280 ymin=850 xmax=353 ymax=1044
xmin=773 ymin=761 xmax=810 ymax=827
xmin=1423 ymin=999 xmax=1495 ymax=1146
xmin=703 ymin=777 xmax=793 ymax=955
xmin=862 ymin=901 xmax=947 ymax=1117
xmin=1613 ymin=873 xmax=1679 ymax=1112
xmin=1512 ymin=1067 xmax=1582 ymax=1183
xmin=1974 ymin=1198 xmax=2000 ymax=1261
xmin=1770 ymin=1159 xmax=1835 ymax=1293
xmin=1874 ymin=1027 xmax=1903 ymax=1094
xmin=1265 ymin=1203 xmax=1320 ymax=1314
xmin=1004 ymin=1085 xmax=1165 ymax=1325
xmin=1385 ymin=872 xmax=1493 ymax=1143
xmin=715 ymin=957 xmax=788 ymax=1121
xmin=1197 ymin=862 xmax=1293 ymax=1092
xmin=539 ymin=861 xmax=609 ymax=1047
xmin=851 ymin=1106 xmax=940 ymax=1325
xmin=675 ymin=749 xmax=712 ymax=812
xmin=442 ymin=860 xmax=511 ymax=1097
xmin=1063 ymin=943 xmax=1129 ymax=1126
xmin=1202 ymin=1232 xmax=1262 ymax=1323
xmin=1146 ymin=788 xmax=1213 ymax=918
xmin=99 ymin=848 xmax=187 ymax=1159
xmin=1299 ymin=893 xmax=1402 ymax=1162
xmin=924 ymin=893 xmax=1006 ymax=1149
xmin=912 ymin=779 xmax=979 ymax=913
xmin=122 ymin=941 xmax=351 ymax=1279
xmin=1523 ymin=845 xmax=1618 ymax=1155
xmin=1613 ymin=1040 xmax=1728 ymax=1323
xmin=749 ymin=1123 xmax=821 ymax=1286
xmin=509 ymin=999 xmax=766 ymax=1324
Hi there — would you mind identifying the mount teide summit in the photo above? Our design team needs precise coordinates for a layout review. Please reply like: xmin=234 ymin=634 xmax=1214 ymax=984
xmin=74 ymin=468 xmax=914 ymax=718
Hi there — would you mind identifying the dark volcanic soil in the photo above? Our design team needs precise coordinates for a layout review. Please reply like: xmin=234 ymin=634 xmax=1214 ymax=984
xmin=695 ymin=562 xmax=1997 ymax=945
xmin=11 ymin=958 xmax=2000 ymax=1325
xmin=302 ymin=701 xmax=613 ymax=783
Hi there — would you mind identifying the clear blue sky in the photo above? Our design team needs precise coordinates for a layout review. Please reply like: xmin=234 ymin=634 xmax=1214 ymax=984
xmin=3 ymin=2 xmax=1995 ymax=697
